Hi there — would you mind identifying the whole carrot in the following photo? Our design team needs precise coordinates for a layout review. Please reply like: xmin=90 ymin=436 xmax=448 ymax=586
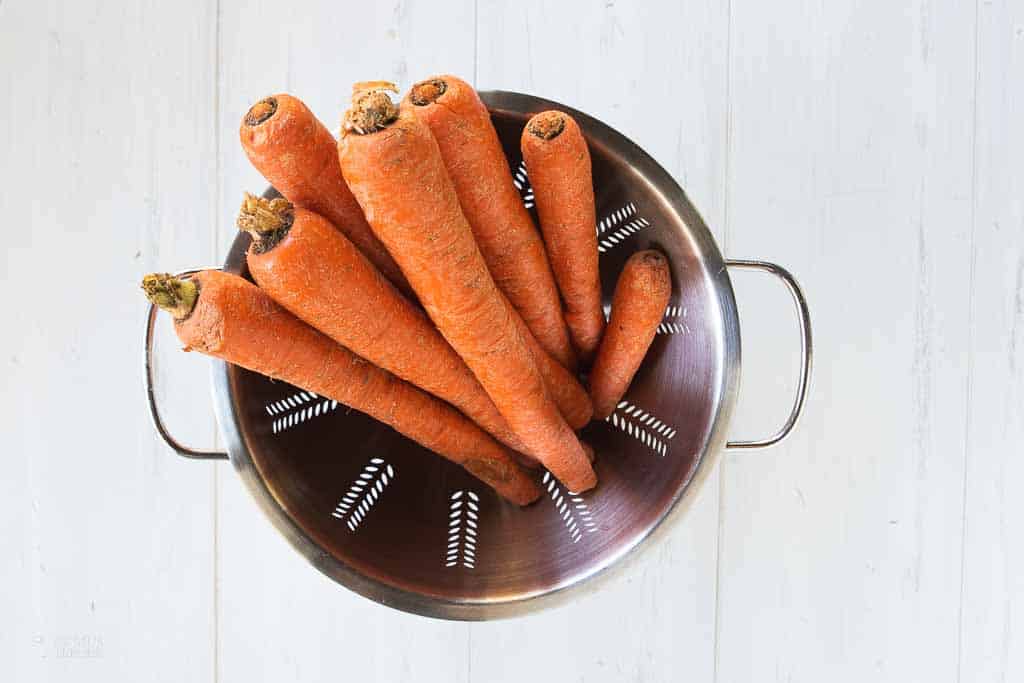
xmin=522 ymin=110 xmax=605 ymax=364
xmin=141 ymin=270 xmax=539 ymax=505
xmin=239 ymin=93 xmax=411 ymax=293
xmin=404 ymin=75 xmax=577 ymax=371
xmin=589 ymin=250 xmax=672 ymax=419
xmin=338 ymin=84 xmax=596 ymax=492
xmin=236 ymin=192 xmax=529 ymax=455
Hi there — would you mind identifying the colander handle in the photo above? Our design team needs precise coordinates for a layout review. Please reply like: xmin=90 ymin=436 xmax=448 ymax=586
xmin=724 ymin=259 xmax=812 ymax=449
xmin=143 ymin=269 xmax=229 ymax=461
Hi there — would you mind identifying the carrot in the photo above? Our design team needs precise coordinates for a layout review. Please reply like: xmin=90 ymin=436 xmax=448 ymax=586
xmin=141 ymin=270 xmax=540 ymax=505
xmin=236 ymin=192 xmax=530 ymax=455
xmin=521 ymin=111 xmax=605 ymax=364
xmin=505 ymin=293 xmax=593 ymax=429
xmin=404 ymin=75 xmax=577 ymax=371
xmin=589 ymin=250 xmax=672 ymax=419
xmin=338 ymin=84 xmax=596 ymax=492
xmin=239 ymin=93 xmax=411 ymax=294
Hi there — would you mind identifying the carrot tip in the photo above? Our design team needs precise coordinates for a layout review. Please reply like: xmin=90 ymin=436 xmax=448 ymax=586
xmin=409 ymin=78 xmax=447 ymax=106
xmin=343 ymin=82 xmax=399 ymax=135
xmin=142 ymin=273 xmax=198 ymax=320
xmin=526 ymin=111 xmax=566 ymax=140
xmin=244 ymin=97 xmax=278 ymax=126
xmin=237 ymin=193 xmax=294 ymax=252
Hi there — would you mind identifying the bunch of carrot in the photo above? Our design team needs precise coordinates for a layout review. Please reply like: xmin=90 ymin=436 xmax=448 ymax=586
xmin=142 ymin=75 xmax=672 ymax=507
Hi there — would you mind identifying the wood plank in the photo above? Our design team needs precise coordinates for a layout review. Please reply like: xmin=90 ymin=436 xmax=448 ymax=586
xmin=959 ymin=0 xmax=1024 ymax=680
xmin=0 ymin=1 xmax=218 ymax=680
xmin=717 ymin=1 xmax=975 ymax=681
xmin=215 ymin=2 xmax=476 ymax=681
xmin=471 ymin=2 xmax=729 ymax=680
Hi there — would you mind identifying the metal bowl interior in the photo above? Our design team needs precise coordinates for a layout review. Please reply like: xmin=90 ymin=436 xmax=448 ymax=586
xmin=210 ymin=90 xmax=740 ymax=619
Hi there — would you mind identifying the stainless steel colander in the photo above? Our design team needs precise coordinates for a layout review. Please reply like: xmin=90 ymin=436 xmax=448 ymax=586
xmin=143 ymin=90 xmax=811 ymax=620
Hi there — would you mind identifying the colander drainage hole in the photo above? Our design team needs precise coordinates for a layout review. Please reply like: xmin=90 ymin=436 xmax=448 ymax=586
xmin=542 ymin=472 xmax=598 ymax=543
xmin=266 ymin=390 xmax=338 ymax=434
xmin=656 ymin=305 xmax=691 ymax=335
xmin=605 ymin=400 xmax=677 ymax=457
xmin=596 ymin=202 xmax=651 ymax=255
xmin=511 ymin=160 xmax=535 ymax=209
xmin=445 ymin=490 xmax=479 ymax=569
xmin=331 ymin=458 xmax=394 ymax=532
xmin=597 ymin=216 xmax=651 ymax=254
xmin=596 ymin=202 xmax=637 ymax=237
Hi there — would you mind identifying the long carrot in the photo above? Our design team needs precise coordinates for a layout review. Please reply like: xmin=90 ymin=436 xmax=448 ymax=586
xmin=338 ymin=84 xmax=596 ymax=492
xmin=141 ymin=270 xmax=539 ymax=505
xmin=589 ymin=250 xmax=672 ymax=419
xmin=404 ymin=75 xmax=577 ymax=371
xmin=239 ymin=93 xmax=411 ymax=294
xmin=236 ymin=192 xmax=530 ymax=456
xmin=506 ymin=293 xmax=593 ymax=429
xmin=521 ymin=110 xmax=605 ymax=364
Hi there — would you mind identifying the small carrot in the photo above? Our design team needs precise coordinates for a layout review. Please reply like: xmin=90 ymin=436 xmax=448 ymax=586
xmin=522 ymin=110 xmax=605 ymax=364
xmin=141 ymin=270 xmax=540 ymax=505
xmin=338 ymin=83 xmax=596 ymax=492
xmin=236 ymin=192 xmax=528 ymax=455
xmin=239 ymin=93 xmax=411 ymax=293
xmin=405 ymin=75 xmax=577 ymax=371
xmin=589 ymin=250 xmax=672 ymax=419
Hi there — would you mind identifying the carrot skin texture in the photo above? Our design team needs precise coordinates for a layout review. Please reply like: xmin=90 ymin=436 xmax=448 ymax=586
xmin=174 ymin=270 xmax=539 ymax=505
xmin=522 ymin=111 xmax=605 ymax=364
xmin=239 ymin=94 xmax=411 ymax=293
xmin=589 ymin=250 xmax=672 ymax=420
xmin=339 ymin=105 xmax=596 ymax=493
xmin=505 ymin=293 xmax=593 ymax=429
xmin=404 ymin=76 xmax=577 ymax=371
xmin=244 ymin=206 xmax=529 ymax=454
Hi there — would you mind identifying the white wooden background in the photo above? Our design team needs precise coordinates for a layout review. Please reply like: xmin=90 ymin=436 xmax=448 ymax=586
xmin=2 ymin=0 xmax=1021 ymax=681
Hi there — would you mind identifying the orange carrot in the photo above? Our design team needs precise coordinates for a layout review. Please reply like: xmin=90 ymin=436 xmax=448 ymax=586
xmin=505 ymin=293 xmax=593 ymax=429
xmin=141 ymin=270 xmax=539 ymax=505
xmin=338 ymin=84 xmax=596 ymax=492
xmin=236 ymin=192 xmax=529 ymax=455
xmin=589 ymin=250 xmax=672 ymax=419
xmin=522 ymin=110 xmax=605 ymax=364
xmin=404 ymin=76 xmax=576 ymax=371
xmin=239 ymin=93 xmax=411 ymax=294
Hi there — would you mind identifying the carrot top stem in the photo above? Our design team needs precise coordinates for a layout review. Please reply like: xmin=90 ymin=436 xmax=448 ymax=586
xmin=526 ymin=111 xmax=566 ymax=140
xmin=236 ymin=193 xmax=294 ymax=252
xmin=141 ymin=273 xmax=198 ymax=320
xmin=343 ymin=82 xmax=399 ymax=135
xmin=244 ymin=97 xmax=277 ymax=126
xmin=409 ymin=78 xmax=447 ymax=106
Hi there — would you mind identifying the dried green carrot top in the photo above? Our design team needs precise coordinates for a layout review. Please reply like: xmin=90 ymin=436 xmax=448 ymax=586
xmin=141 ymin=273 xmax=198 ymax=320
xmin=236 ymin=193 xmax=294 ymax=253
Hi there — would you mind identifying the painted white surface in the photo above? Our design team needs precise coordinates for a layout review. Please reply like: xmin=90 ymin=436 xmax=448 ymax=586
xmin=1 ymin=1 xmax=1020 ymax=682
